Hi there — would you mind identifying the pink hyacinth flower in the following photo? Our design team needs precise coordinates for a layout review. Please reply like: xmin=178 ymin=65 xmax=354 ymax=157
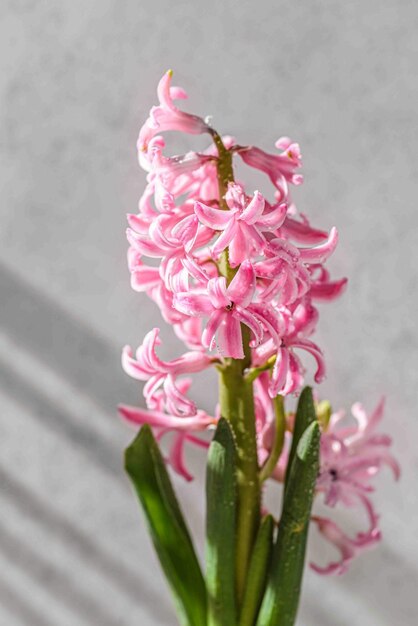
xmin=118 ymin=403 xmax=214 ymax=431
xmin=174 ymin=260 xmax=263 ymax=359
xmin=252 ymin=300 xmax=325 ymax=398
xmin=310 ymin=516 xmax=381 ymax=575
xmin=254 ymin=228 xmax=339 ymax=307
xmin=194 ymin=183 xmax=287 ymax=267
xmin=312 ymin=398 xmax=400 ymax=573
xmin=238 ymin=137 xmax=303 ymax=194
xmin=281 ymin=214 xmax=328 ymax=244
xmin=127 ymin=210 xmax=212 ymax=292
xmin=122 ymin=328 xmax=213 ymax=416
xmin=309 ymin=265 xmax=348 ymax=301
xmin=162 ymin=431 xmax=210 ymax=482
xmin=138 ymin=71 xmax=211 ymax=152
xmin=317 ymin=399 xmax=400 ymax=511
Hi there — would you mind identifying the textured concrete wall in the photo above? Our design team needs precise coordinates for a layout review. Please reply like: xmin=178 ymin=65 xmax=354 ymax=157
xmin=1 ymin=1 xmax=417 ymax=624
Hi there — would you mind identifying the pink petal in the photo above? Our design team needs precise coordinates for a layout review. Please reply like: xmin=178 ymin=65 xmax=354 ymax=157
xmin=227 ymin=260 xmax=256 ymax=307
xmin=282 ymin=352 xmax=305 ymax=395
xmin=217 ymin=314 xmax=244 ymax=359
xmin=169 ymin=351 xmax=213 ymax=375
xmin=138 ymin=71 xmax=210 ymax=152
xmin=240 ymin=190 xmax=265 ymax=224
xmin=353 ymin=398 xmax=386 ymax=436
xmin=234 ymin=307 xmax=263 ymax=347
xmin=202 ymin=309 xmax=226 ymax=351
xmin=164 ymin=376 xmax=197 ymax=417
xmin=126 ymin=229 xmax=163 ymax=257
xmin=169 ymin=86 xmax=188 ymax=101
xmin=310 ymin=277 xmax=348 ymax=301
xmin=275 ymin=136 xmax=292 ymax=150
xmin=282 ymin=216 xmax=328 ymax=244
xmin=127 ymin=213 xmax=151 ymax=234
xmin=225 ymin=183 xmax=246 ymax=210
xmin=185 ymin=433 xmax=210 ymax=449
xmin=173 ymin=291 xmax=214 ymax=316
xmin=310 ymin=516 xmax=380 ymax=576
xmin=122 ymin=345 xmax=152 ymax=380
xmin=172 ymin=215 xmax=199 ymax=252
xmin=207 ymin=277 xmax=231 ymax=308
xmin=290 ymin=339 xmax=326 ymax=384
xmin=157 ymin=70 xmax=177 ymax=110
xmin=141 ymin=328 xmax=166 ymax=370
xmin=298 ymin=227 xmax=339 ymax=264
xmin=257 ymin=202 xmax=287 ymax=231
xmin=130 ymin=261 xmax=161 ymax=289
xmin=228 ymin=223 xmax=251 ymax=267
xmin=194 ymin=201 xmax=233 ymax=230
xmin=168 ymin=433 xmax=194 ymax=481
xmin=211 ymin=218 xmax=237 ymax=258
xmin=269 ymin=347 xmax=290 ymax=397
xmin=118 ymin=404 xmax=214 ymax=430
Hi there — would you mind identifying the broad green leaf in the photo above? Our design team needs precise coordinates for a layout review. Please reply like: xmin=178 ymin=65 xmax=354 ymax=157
xmin=125 ymin=425 xmax=207 ymax=626
xmin=257 ymin=421 xmax=320 ymax=626
xmin=239 ymin=514 xmax=274 ymax=626
xmin=206 ymin=418 xmax=237 ymax=626
xmin=284 ymin=386 xmax=316 ymax=492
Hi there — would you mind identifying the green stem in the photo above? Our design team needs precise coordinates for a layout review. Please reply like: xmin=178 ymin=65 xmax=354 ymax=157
xmin=218 ymin=347 xmax=260 ymax=606
xmin=211 ymin=130 xmax=235 ymax=283
xmin=211 ymin=130 xmax=234 ymax=209
xmin=244 ymin=356 xmax=276 ymax=384
xmin=212 ymin=131 xmax=261 ymax=607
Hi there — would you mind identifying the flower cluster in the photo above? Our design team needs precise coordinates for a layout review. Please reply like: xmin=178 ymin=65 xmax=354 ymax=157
xmin=256 ymin=388 xmax=399 ymax=574
xmin=120 ymin=71 xmax=398 ymax=575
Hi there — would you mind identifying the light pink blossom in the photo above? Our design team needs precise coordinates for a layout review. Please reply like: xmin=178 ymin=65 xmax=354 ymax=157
xmin=122 ymin=328 xmax=213 ymax=416
xmin=138 ymin=71 xmax=211 ymax=153
xmin=310 ymin=516 xmax=381 ymax=575
xmin=118 ymin=403 xmax=214 ymax=431
xmin=237 ymin=137 xmax=303 ymax=196
xmin=119 ymin=376 xmax=214 ymax=481
xmin=174 ymin=261 xmax=264 ymax=359
xmin=194 ymin=183 xmax=287 ymax=267
xmin=120 ymin=74 xmax=398 ymax=584
xmin=317 ymin=399 xmax=400 ymax=513
xmin=310 ymin=398 xmax=400 ymax=574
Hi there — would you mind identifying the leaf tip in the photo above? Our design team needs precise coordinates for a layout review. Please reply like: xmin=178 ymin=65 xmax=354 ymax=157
xmin=296 ymin=421 xmax=320 ymax=463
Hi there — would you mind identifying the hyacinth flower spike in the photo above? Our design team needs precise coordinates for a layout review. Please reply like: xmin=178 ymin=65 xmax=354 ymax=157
xmin=121 ymin=72 xmax=399 ymax=626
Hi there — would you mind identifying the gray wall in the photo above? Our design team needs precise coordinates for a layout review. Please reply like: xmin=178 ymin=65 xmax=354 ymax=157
xmin=1 ymin=1 xmax=417 ymax=624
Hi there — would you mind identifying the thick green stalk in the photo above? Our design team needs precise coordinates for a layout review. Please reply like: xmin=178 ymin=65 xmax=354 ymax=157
xmin=218 ymin=343 xmax=260 ymax=604
xmin=212 ymin=131 xmax=261 ymax=605
xmin=211 ymin=130 xmax=234 ymax=209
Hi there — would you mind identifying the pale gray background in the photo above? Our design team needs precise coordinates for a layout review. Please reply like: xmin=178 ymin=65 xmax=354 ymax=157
xmin=1 ymin=1 xmax=417 ymax=624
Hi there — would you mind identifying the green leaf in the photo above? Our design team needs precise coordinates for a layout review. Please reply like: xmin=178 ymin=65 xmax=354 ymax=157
xmin=206 ymin=418 xmax=237 ymax=626
xmin=125 ymin=425 xmax=207 ymax=626
xmin=239 ymin=514 xmax=274 ymax=626
xmin=284 ymin=386 xmax=316 ymax=493
xmin=256 ymin=421 xmax=320 ymax=626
